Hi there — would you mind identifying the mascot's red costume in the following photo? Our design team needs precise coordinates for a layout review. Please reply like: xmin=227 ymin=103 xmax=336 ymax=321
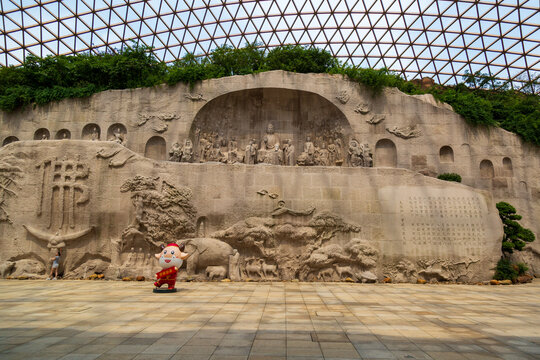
xmin=154 ymin=243 xmax=190 ymax=290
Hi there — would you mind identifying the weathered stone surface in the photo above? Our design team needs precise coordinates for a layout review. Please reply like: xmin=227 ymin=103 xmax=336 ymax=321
xmin=0 ymin=71 xmax=537 ymax=282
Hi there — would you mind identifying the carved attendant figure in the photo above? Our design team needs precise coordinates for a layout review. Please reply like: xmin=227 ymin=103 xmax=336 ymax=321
xmin=244 ymin=139 xmax=257 ymax=165
xmin=154 ymin=243 xmax=190 ymax=291
xmin=168 ymin=142 xmax=182 ymax=162
xmin=180 ymin=139 xmax=194 ymax=163
xmin=347 ymin=139 xmax=363 ymax=167
xmin=91 ymin=127 xmax=99 ymax=141
xmin=283 ymin=139 xmax=295 ymax=166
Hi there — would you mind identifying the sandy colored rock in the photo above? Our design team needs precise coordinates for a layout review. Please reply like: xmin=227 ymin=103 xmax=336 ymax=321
xmin=417 ymin=279 xmax=427 ymax=284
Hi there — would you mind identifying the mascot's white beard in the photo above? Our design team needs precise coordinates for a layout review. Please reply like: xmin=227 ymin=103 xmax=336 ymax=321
xmin=158 ymin=255 xmax=183 ymax=269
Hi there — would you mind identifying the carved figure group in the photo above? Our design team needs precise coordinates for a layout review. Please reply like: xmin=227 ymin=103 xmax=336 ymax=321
xmin=184 ymin=122 xmax=374 ymax=167
xmin=169 ymin=139 xmax=193 ymax=163
xmin=347 ymin=140 xmax=373 ymax=167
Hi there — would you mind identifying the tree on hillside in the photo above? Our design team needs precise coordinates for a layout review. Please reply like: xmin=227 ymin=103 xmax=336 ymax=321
xmin=496 ymin=201 xmax=535 ymax=254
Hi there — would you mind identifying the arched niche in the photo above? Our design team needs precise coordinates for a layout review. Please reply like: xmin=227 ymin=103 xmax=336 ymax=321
xmin=34 ymin=128 xmax=50 ymax=140
xmin=375 ymin=139 xmax=397 ymax=167
xmin=439 ymin=146 xmax=454 ymax=163
xmin=480 ymin=159 xmax=494 ymax=178
xmin=82 ymin=124 xmax=101 ymax=140
xmin=107 ymin=123 xmax=127 ymax=141
xmin=2 ymin=136 xmax=19 ymax=146
xmin=55 ymin=129 xmax=71 ymax=139
xmin=144 ymin=136 xmax=166 ymax=161
xmin=503 ymin=157 xmax=513 ymax=176
xmin=189 ymin=88 xmax=353 ymax=163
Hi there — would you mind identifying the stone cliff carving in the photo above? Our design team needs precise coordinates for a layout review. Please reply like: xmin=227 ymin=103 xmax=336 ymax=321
xmin=366 ymin=114 xmax=385 ymax=124
xmin=387 ymin=125 xmax=422 ymax=139
xmin=271 ymin=201 xmax=315 ymax=217
xmin=120 ymin=176 xmax=197 ymax=247
xmin=152 ymin=122 xmax=168 ymax=133
xmin=23 ymin=225 xmax=94 ymax=250
xmin=336 ymin=91 xmax=350 ymax=104
xmin=299 ymin=238 xmax=378 ymax=281
xmin=354 ymin=103 xmax=370 ymax=114
xmin=182 ymin=238 xmax=237 ymax=279
xmin=185 ymin=93 xmax=207 ymax=101
xmin=137 ymin=113 xmax=179 ymax=133
xmin=0 ymin=156 xmax=22 ymax=223
xmin=96 ymin=147 xmax=135 ymax=167
xmin=36 ymin=157 xmax=89 ymax=229
xmin=169 ymin=140 xmax=194 ymax=163
xmin=347 ymin=140 xmax=373 ymax=167
xmin=211 ymin=205 xmax=362 ymax=280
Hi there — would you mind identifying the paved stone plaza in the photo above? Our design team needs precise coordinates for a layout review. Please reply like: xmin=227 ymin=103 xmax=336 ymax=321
xmin=0 ymin=280 xmax=539 ymax=360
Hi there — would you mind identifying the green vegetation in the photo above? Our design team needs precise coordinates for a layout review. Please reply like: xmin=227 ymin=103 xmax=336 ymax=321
xmin=437 ymin=173 xmax=462 ymax=183
xmin=493 ymin=258 xmax=529 ymax=282
xmin=1 ymin=44 xmax=538 ymax=145
xmin=496 ymin=201 xmax=535 ymax=254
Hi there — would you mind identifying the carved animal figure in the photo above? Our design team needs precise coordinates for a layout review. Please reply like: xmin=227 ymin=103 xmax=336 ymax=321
xmin=333 ymin=264 xmax=356 ymax=280
xmin=182 ymin=238 xmax=235 ymax=276
xmin=245 ymin=258 xmax=264 ymax=278
xmin=205 ymin=265 xmax=227 ymax=280
xmin=261 ymin=262 xmax=278 ymax=278
xmin=317 ymin=267 xmax=335 ymax=281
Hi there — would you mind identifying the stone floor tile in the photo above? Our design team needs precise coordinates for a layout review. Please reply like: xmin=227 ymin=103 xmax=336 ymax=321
xmin=286 ymin=346 xmax=323 ymax=357
xmin=58 ymin=355 xmax=101 ymax=360
xmin=177 ymin=345 xmax=217 ymax=355
xmin=106 ymin=344 xmax=151 ymax=354
xmin=95 ymin=355 xmax=136 ymax=360
xmin=425 ymin=352 xmax=468 ymax=360
xmin=355 ymin=348 xmax=395 ymax=359
xmin=213 ymin=346 xmax=251 ymax=356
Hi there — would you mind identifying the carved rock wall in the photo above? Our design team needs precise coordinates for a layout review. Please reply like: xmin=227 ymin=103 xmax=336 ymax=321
xmin=0 ymin=141 xmax=503 ymax=282
xmin=0 ymin=70 xmax=538 ymax=271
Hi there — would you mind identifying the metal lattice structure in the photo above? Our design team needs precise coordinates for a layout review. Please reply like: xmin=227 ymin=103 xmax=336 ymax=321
xmin=1 ymin=0 xmax=538 ymax=88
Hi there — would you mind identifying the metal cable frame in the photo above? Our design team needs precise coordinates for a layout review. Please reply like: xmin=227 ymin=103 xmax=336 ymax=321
xmin=1 ymin=0 xmax=538 ymax=90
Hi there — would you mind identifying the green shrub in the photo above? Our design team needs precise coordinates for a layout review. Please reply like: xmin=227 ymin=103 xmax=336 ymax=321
xmin=494 ymin=258 xmax=519 ymax=281
xmin=496 ymin=202 xmax=536 ymax=254
xmin=0 ymin=45 xmax=538 ymax=148
xmin=264 ymin=45 xmax=338 ymax=74
xmin=437 ymin=173 xmax=462 ymax=182
xmin=515 ymin=262 xmax=529 ymax=275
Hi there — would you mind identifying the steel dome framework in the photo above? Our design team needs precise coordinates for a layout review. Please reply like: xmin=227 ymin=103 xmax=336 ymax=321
xmin=1 ymin=0 xmax=538 ymax=89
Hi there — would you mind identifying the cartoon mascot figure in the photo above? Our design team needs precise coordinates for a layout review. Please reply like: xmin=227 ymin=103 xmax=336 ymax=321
xmin=154 ymin=243 xmax=190 ymax=291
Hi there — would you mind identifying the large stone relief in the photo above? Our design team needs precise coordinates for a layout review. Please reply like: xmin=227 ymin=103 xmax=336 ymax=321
xmin=347 ymin=140 xmax=373 ymax=167
xmin=35 ymin=156 xmax=90 ymax=229
xmin=386 ymin=125 xmax=422 ymax=139
xmin=168 ymin=139 xmax=193 ymax=162
xmin=336 ymin=91 xmax=350 ymax=104
xmin=185 ymin=93 xmax=207 ymax=101
xmin=120 ymin=176 xmax=197 ymax=247
xmin=0 ymin=155 xmax=22 ymax=223
xmin=96 ymin=147 xmax=135 ymax=167
xmin=137 ymin=113 xmax=179 ymax=134
xmin=354 ymin=103 xmax=370 ymax=114
xmin=210 ymin=204 xmax=362 ymax=281
xmin=366 ymin=114 xmax=385 ymax=124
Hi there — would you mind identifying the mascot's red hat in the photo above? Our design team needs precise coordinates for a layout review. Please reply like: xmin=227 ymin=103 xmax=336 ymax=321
xmin=166 ymin=243 xmax=179 ymax=248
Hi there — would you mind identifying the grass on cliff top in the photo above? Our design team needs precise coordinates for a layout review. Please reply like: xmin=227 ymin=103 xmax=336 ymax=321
xmin=0 ymin=44 xmax=539 ymax=145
